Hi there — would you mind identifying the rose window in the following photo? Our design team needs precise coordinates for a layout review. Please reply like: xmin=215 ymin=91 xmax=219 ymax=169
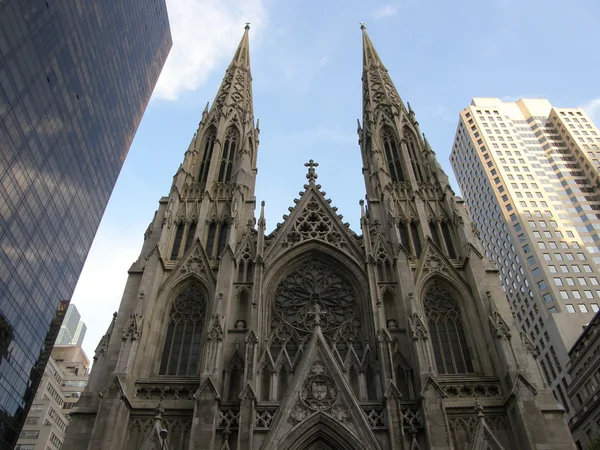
xmin=274 ymin=258 xmax=356 ymax=334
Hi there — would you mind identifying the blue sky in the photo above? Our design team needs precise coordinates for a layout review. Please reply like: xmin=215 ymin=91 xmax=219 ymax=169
xmin=71 ymin=0 xmax=600 ymax=359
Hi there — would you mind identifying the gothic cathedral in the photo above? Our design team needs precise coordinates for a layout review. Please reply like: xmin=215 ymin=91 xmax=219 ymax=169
xmin=63 ymin=26 xmax=576 ymax=450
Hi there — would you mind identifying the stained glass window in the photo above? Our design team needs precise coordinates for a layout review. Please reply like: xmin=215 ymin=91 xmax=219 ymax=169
xmin=159 ymin=285 xmax=206 ymax=376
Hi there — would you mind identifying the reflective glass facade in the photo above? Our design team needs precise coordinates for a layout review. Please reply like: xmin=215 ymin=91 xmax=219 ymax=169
xmin=0 ymin=1 xmax=171 ymax=446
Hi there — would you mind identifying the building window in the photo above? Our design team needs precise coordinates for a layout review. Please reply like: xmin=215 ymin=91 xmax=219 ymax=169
xmin=382 ymin=127 xmax=405 ymax=182
xmin=424 ymin=283 xmax=474 ymax=375
xmin=170 ymin=223 xmax=185 ymax=259
xmin=218 ymin=127 xmax=239 ymax=183
xmin=579 ymin=304 xmax=589 ymax=313
xmin=566 ymin=304 xmax=575 ymax=313
xmin=159 ymin=285 xmax=207 ymax=376
xmin=198 ymin=127 xmax=217 ymax=184
xmin=205 ymin=222 xmax=229 ymax=259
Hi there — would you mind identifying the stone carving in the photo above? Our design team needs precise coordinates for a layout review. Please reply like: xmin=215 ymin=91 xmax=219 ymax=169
xmin=441 ymin=381 xmax=502 ymax=398
xmin=135 ymin=381 xmax=198 ymax=400
xmin=282 ymin=195 xmax=346 ymax=249
xmin=489 ymin=311 xmax=512 ymax=340
xmin=409 ymin=313 xmax=428 ymax=341
xmin=364 ymin=408 xmax=385 ymax=428
xmin=207 ymin=314 xmax=224 ymax=341
xmin=122 ymin=313 xmax=143 ymax=341
xmin=400 ymin=407 xmax=422 ymax=431
xmin=520 ymin=332 xmax=538 ymax=358
xmin=300 ymin=361 xmax=338 ymax=410
xmin=218 ymin=409 xmax=240 ymax=429
xmin=181 ymin=252 xmax=205 ymax=276
xmin=94 ymin=312 xmax=117 ymax=361
xmin=255 ymin=409 xmax=277 ymax=429
xmin=289 ymin=404 xmax=309 ymax=425
xmin=422 ymin=253 xmax=450 ymax=276
xmin=274 ymin=258 xmax=357 ymax=335
xmin=330 ymin=405 xmax=351 ymax=424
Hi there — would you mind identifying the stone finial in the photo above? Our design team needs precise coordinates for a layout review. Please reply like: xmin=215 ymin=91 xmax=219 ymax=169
xmin=308 ymin=303 xmax=328 ymax=327
xmin=245 ymin=22 xmax=250 ymax=30
xmin=305 ymin=159 xmax=319 ymax=183
xmin=360 ymin=22 xmax=366 ymax=30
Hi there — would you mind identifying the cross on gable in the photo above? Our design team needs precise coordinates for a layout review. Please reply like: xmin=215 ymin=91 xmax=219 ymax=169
xmin=305 ymin=159 xmax=319 ymax=183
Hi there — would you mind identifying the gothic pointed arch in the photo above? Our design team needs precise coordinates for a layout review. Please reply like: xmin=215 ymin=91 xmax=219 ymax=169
xmin=381 ymin=125 xmax=405 ymax=183
xmin=422 ymin=279 xmax=474 ymax=375
xmin=198 ymin=125 xmax=217 ymax=185
xmin=403 ymin=126 xmax=426 ymax=183
xmin=218 ymin=126 xmax=240 ymax=183
xmin=158 ymin=282 xmax=208 ymax=376
xmin=278 ymin=412 xmax=370 ymax=450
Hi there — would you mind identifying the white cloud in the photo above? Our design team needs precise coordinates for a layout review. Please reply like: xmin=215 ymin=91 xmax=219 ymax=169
xmin=372 ymin=4 xmax=399 ymax=19
xmin=154 ymin=0 xmax=267 ymax=100
xmin=582 ymin=97 xmax=600 ymax=123
xmin=70 ymin=228 xmax=142 ymax=359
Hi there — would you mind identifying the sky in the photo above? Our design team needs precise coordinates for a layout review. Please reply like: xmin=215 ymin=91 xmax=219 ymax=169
xmin=71 ymin=0 xmax=600 ymax=360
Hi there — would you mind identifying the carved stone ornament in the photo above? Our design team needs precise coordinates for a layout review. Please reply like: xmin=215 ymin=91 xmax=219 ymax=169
xmin=422 ymin=253 xmax=449 ymax=276
xmin=122 ymin=313 xmax=143 ymax=341
xmin=181 ymin=254 xmax=205 ymax=276
xmin=300 ymin=361 xmax=338 ymax=411
xmin=282 ymin=195 xmax=346 ymax=249
xmin=289 ymin=404 xmax=309 ymax=425
xmin=274 ymin=258 xmax=357 ymax=335
xmin=409 ymin=313 xmax=428 ymax=341
xmin=489 ymin=311 xmax=512 ymax=340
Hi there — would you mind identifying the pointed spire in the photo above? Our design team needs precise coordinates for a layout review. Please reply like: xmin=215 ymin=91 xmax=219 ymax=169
xmin=210 ymin=25 xmax=254 ymax=118
xmin=361 ymin=24 xmax=404 ymax=116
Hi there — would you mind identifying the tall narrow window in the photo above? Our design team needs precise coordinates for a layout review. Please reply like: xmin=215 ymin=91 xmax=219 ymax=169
xmin=217 ymin=223 xmax=228 ymax=256
xmin=170 ymin=223 xmax=185 ymax=260
xmin=441 ymin=222 xmax=457 ymax=259
xmin=206 ymin=223 xmax=217 ymax=257
xmin=198 ymin=127 xmax=216 ymax=185
xmin=159 ymin=285 xmax=206 ymax=376
xmin=429 ymin=222 xmax=441 ymax=248
xmin=411 ymin=222 xmax=422 ymax=257
xmin=424 ymin=283 xmax=473 ymax=374
xmin=382 ymin=128 xmax=405 ymax=182
xmin=406 ymin=135 xmax=425 ymax=182
xmin=398 ymin=222 xmax=409 ymax=250
xmin=184 ymin=222 xmax=197 ymax=253
xmin=218 ymin=127 xmax=239 ymax=183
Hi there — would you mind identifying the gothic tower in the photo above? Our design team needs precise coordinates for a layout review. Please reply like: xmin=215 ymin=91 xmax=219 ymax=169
xmin=63 ymin=25 xmax=576 ymax=450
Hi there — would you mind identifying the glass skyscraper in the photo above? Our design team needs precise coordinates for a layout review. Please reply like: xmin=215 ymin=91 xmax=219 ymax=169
xmin=55 ymin=304 xmax=86 ymax=346
xmin=0 ymin=1 xmax=171 ymax=446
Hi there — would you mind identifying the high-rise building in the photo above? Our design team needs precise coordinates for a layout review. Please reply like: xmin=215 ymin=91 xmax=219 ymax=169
xmin=450 ymin=97 xmax=600 ymax=414
xmin=56 ymin=305 xmax=87 ymax=346
xmin=14 ymin=346 xmax=89 ymax=450
xmin=62 ymin=27 xmax=575 ymax=450
xmin=0 ymin=2 xmax=171 ymax=447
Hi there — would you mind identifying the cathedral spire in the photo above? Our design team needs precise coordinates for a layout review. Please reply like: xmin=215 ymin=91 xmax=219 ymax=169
xmin=210 ymin=24 xmax=254 ymax=118
xmin=361 ymin=23 xmax=404 ymax=118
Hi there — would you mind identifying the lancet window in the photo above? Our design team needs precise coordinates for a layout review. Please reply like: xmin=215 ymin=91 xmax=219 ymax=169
xmin=424 ymin=283 xmax=473 ymax=374
xmin=406 ymin=133 xmax=426 ymax=183
xmin=410 ymin=222 xmax=422 ymax=257
xmin=382 ymin=127 xmax=405 ymax=183
xmin=170 ymin=221 xmax=197 ymax=260
xmin=198 ymin=127 xmax=216 ymax=185
xmin=217 ymin=127 xmax=239 ymax=183
xmin=441 ymin=221 xmax=457 ymax=259
xmin=237 ymin=247 xmax=254 ymax=282
xmin=205 ymin=221 xmax=229 ymax=259
xmin=170 ymin=223 xmax=185 ymax=260
xmin=159 ymin=285 xmax=206 ymax=376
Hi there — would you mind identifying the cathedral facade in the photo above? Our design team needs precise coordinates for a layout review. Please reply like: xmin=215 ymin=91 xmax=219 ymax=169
xmin=63 ymin=25 xmax=576 ymax=450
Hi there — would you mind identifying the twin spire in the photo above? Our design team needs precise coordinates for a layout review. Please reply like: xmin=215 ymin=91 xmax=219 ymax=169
xmin=210 ymin=23 xmax=406 ymax=121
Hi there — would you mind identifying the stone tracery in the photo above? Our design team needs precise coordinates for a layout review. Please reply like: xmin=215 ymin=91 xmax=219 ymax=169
xmin=274 ymin=258 xmax=357 ymax=334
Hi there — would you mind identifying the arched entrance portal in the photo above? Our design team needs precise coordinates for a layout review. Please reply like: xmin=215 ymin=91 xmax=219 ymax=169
xmin=273 ymin=413 xmax=366 ymax=450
